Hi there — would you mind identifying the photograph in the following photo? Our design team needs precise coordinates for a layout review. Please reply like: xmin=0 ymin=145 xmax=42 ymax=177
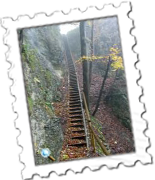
xmin=18 ymin=16 xmax=135 ymax=165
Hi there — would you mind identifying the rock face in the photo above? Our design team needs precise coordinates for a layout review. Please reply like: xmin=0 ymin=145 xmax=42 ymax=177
xmin=19 ymin=25 xmax=64 ymax=165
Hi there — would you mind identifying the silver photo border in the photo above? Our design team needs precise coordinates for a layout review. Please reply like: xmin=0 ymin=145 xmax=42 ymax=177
xmin=0 ymin=0 xmax=155 ymax=180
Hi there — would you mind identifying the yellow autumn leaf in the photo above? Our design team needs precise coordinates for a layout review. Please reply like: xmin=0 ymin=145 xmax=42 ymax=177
xmin=62 ymin=154 xmax=69 ymax=160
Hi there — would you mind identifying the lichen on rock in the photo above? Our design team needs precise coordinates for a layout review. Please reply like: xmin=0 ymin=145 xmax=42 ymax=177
xmin=18 ymin=25 xmax=65 ymax=165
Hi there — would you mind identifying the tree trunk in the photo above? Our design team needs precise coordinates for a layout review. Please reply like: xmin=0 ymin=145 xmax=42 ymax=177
xmin=80 ymin=21 xmax=90 ymax=110
xmin=89 ymin=20 xmax=94 ymax=86
xmin=92 ymin=56 xmax=111 ymax=116
xmin=104 ymin=70 xmax=118 ymax=102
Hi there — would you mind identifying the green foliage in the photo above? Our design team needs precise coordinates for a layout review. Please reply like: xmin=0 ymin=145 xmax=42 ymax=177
xmin=53 ymin=91 xmax=61 ymax=102
xmin=62 ymin=154 xmax=69 ymax=160
xmin=45 ymin=70 xmax=52 ymax=86
xmin=21 ymin=39 xmax=61 ymax=118
xmin=45 ymin=103 xmax=54 ymax=117
xmin=36 ymin=97 xmax=54 ymax=117
xmin=21 ymin=43 xmax=28 ymax=62
xmin=22 ymin=43 xmax=38 ymax=71
xmin=27 ymin=96 xmax=33 ymax=115
xmin=25 ymin=81 xmax=32 ymax=96
xmin=20 ymin=26 xmax=64 ymax=165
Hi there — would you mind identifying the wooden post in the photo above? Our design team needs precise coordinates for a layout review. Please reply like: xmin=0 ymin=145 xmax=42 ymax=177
xmin=83 ymin=92 xmax=110 ymax=155
xmin=83 ymin=92 xmax=95 ymax=152
xmin=83 ymin=91 xmax=95 ymax=152
xmin=92 ymin=134 xmax=96 ymax=153
xmin=48 ymin=155 xmax=55 ymax=161
xmin=89 ymin=132 xmax=95 ymax=153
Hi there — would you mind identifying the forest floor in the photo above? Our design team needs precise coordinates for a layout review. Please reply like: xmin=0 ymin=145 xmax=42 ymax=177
xmin=75 ymin=62 xmax=135 ymax=155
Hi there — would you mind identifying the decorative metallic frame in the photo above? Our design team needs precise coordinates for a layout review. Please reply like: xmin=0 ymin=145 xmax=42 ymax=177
xmin=0 ymin=0 xmax=155 ymax=180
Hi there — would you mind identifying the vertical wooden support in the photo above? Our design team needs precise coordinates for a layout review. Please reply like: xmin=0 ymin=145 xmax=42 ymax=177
xmin=83 ymin=92 xmax=110 ymax=156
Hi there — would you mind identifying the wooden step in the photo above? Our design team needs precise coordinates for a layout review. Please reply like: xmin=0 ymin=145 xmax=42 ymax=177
xmin=69 ymin=113 xmax=82 ymax=116
xmin=69 ymin=73 xmax=76 ymax=76
xmin=71 ymin=129 xmax=85 ymax=133
xmin=69 ymin=77 xmax=77 ymax=82
xmin=70 ymin=120 xmax=83 ymax=123
xmin=69 ymin=102 xmax=80 ymax=105
xmin=70 ymin=92 xmax=79 ymax=95
xmin=69 ymin=112 xmax=82 ymax=116
xmin=70 ymin=124 xmax=84 ymax=128
xmin=70 ymin=83 xmax=77 ymax=86
xmin=69 ymin=71 xmax=76 ymax=75
xmin=69 ymin=89 xmax=79 ymax=92
xmin=69 ymin=90 xmax=79 ymax=93
xmin=69 ymin=103 xmax=81 ymax=107
xmin=69 ymin=115 xmax=83 ymax=118
xmin=69 ymin=97 xmax=80 ymax=101
xmin=69 ymin=104 xmax=81 ymax=107
xmin=69 ymin=96 xmax=80 ymax=101
xmin=70 ymin=79 xmax=77 ymax=82
xmin=69 ymin=95 xmax=80 ymax=98
xmin=70 ymin=122 xmax=83 ymax=125
xmin=70 ymin=81 xmax=77 ymax=84
xmin=71 ymin=135 xmax=86 ymax=140
xmin=69 ymin=66 xmax=74 ymax=69
xmin=68 ymin=65 xmax=74 ymax=68
xmin=70 ymin=84 xmax=78 ymax=87
xmin=69 ymin=110 xmax=82 ymax=114
xmin=69 ymin=99 xmax=81 ymax=105
xmin=69 ymin=75 xmax=76 ymax=78
xmin=70 ymin=80 xmax=77 ymax=83
xmin=69 ymin=86 xmax=78 ymax=90
xmin=69 ymin=87 xmax=78 ymax=91
xmin=69 ymin=107 xmax=81 ymax=111
xmin=69 ymin=106 xmax=81 ymax=109
xmin=70 ymin=77 xmax=77 ymax=80
xmin=68 ymin=142 xmax=87 ymax=147
xmin=69 ymin=76 xmax=77 ymax=80
xmin=70 ymin=82 xmax=77 ymax=85
xmin=69 ymin=107 xmax=81 ymax=110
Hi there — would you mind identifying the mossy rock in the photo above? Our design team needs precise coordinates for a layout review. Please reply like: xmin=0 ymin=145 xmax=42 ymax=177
xmin=27 ymin=96 xmax=33 ymax=115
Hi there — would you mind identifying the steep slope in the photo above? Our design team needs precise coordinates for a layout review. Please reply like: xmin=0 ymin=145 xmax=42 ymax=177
xmin=18 ymin=25 xmax=64 ymax=165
